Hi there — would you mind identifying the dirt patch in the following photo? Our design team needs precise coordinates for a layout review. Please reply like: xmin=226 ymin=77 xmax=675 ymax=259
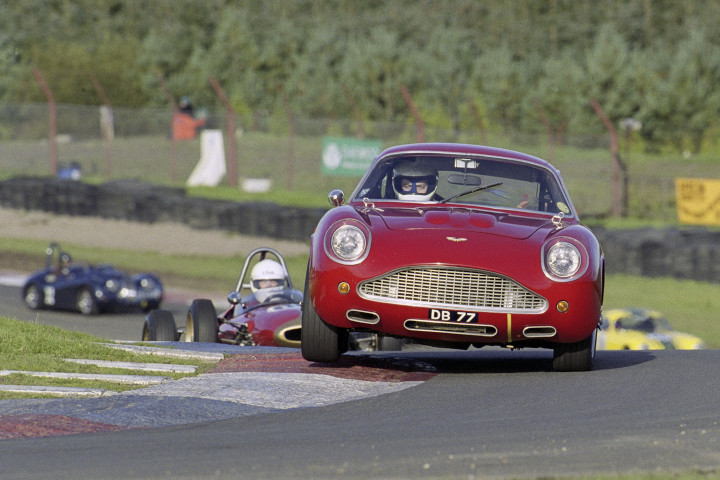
xmin=0 ymin=207 xmax=309 ymax=258
xmin=0 ymin=414 xmax=129 ymax=439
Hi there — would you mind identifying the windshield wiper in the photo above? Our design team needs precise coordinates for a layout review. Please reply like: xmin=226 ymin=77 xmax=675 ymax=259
xmin=439 ymin=182 xmax=503 ymax=204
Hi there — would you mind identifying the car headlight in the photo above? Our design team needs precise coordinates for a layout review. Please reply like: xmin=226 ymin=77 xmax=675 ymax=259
xmin=332 ymin=225 xmax=366 ymax=260
xmin=324 ymin=220 xmax=371 ymax=264
xmin=543 ymin=238 xmax=587 ymax=281
xmin=105 ymin=279 xmax=121 ymax=292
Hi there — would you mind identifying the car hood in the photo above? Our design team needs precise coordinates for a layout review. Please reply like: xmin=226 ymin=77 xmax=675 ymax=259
xmin=367 ymin=206 xmax=553 ymax=240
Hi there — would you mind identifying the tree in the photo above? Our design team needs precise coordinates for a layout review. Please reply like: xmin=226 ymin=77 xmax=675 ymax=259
xmin=339 ymin=26 xmax=408 ymax=122
xmin=641 ymin=28 xmax=720 ymax=153
xmin=531 ymin=51 xmax=584 ymax=160
xmin=471 ymin=45 xmax=526 ymax=131
xmin=583 ymin=24 xmax=636 ymax=217
xmin=407 ymin=25 xmax=474 ymax=135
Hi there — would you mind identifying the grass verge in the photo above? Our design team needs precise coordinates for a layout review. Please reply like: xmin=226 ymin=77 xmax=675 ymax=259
xmin=0 ymin=317 xmax=217 ymax=399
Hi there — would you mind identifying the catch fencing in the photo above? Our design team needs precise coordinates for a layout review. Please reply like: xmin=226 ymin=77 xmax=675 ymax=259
xmin=0 ymin=102 xmax=680 ymax=220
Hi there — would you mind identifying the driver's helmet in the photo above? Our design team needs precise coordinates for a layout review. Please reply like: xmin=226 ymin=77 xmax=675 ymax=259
xmin=60 ymin=253 xmax=72 ymax=267
xmin=250 ymin=259 xmax=286 ymax=292
xmin=392 ymin=161 xmax=438 ymax=201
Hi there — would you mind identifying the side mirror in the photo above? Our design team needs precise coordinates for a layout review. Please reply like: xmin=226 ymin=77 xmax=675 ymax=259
xmin=328 ymin=189 xmax=345 ymax=206
xmin=227 ymin=291 xmax=242 ymax=305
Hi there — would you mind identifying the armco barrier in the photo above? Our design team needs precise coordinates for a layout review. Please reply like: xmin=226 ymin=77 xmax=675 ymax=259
xmin=0 ymin=177 xmax=718 ymax=283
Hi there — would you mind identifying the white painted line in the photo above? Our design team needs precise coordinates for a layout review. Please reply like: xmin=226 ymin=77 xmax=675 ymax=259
xmin=0 ymin=273 xmax=27 ymax=287
xmin=102 ymin=343 xmax=225 ymax=361
xmin=0 ymin=384 xmax=117 ymax=397
xmin=0 ymin=370 xmax=169 ymax=385
xmin=64 ymin=358 xmax=198 ymax=373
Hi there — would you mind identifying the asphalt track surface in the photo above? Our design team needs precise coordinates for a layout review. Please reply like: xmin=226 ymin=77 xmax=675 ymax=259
xmin=1 ymin=280 xmax=720 ymax=479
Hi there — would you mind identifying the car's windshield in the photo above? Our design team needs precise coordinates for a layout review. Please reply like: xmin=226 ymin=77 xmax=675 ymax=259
xmin=622 ymin=314 xmax=671 ymax=332
xmin=353 ymin=154 xmax=572 ymax=215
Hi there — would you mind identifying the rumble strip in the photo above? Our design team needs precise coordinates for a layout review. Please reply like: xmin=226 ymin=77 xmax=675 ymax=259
xmin=0 ymin=351 xmax=435 ymax=439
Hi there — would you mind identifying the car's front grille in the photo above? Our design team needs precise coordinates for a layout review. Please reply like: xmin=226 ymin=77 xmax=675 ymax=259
xmin=357 ymin=267 xmax=547 ymax=313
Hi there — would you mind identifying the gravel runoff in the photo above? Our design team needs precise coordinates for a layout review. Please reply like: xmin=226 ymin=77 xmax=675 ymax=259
xmin=0 ymin=207 xmax=309 ymax=257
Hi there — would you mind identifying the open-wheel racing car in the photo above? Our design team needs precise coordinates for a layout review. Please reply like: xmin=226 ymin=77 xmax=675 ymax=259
xmin=142 ymin=248 xmax=305 ymax=348
xmin=302 ymin=143 xmax=605 ymax=371
xmin=22 ymin=242 xmax=164 ymax=315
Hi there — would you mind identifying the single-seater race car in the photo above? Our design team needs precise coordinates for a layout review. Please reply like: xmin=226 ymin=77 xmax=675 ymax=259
xmin=22 ymin=242 xmax=164 ymax=315
xmin=142 ymin=247 xmax=305 ymax=348
xmin=142 ymin=247 xmax=384 ymax=351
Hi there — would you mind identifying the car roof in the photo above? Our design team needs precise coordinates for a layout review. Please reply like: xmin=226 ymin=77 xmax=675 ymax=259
xmin=375 ymin=143 xmax=556 ymax=171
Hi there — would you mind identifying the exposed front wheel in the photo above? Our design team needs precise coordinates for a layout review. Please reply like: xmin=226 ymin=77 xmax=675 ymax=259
xmin=76 ymin=287 xmax=99 ymax=315
xmin=185 ymin=299 xmax=218 ymax=343
xmin=142 ymin=310 xmax=177 ymax=341
xmin=300 ymin=266 xmax=347 ymax=363
xmin=552 ymin=329 xmax=596 ymax=372
xmin=23 ymin=284 xmax=43 ymax=310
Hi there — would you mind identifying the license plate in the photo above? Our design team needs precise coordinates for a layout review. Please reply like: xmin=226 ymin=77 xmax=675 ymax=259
xmin=428 ymin=309 xmax=478 ymax=323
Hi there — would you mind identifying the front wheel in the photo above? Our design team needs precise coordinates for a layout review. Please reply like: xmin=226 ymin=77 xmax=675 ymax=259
xmin=300 ymin=266 xmax=347 ymax=363
xmin=185 ymin=299 xmax=218 ymax=343
xmin=23 ymin=284 xmax=43 ymax=310
xmin=552 ymin=329 xmax=596 ymax=372
xmin=142 ymin=310 xmax=177 ymax=341
xmin=76 ymin=287 xmax=99 ymax=315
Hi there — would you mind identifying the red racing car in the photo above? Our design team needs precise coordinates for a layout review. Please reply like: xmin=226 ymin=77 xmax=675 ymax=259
xmin=302 ymin=143 xmax=604 ymax=371
xmin=142 ymin=248 xmax=302 ymax=348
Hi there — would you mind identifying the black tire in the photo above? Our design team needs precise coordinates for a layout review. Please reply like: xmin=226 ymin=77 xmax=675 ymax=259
xmin=300 ymin=265 xmax=347 ymax=363
xmin=142 ymin=310 xmax=177 ymax=341
xmin=552 ymin=329 xmax=596 ymax=372
xmin=76 ymin=287 xmax=99 ymax=315
xmin=185 ymin=299 xmax=218 ymax=343
xmin=377 ymin=335 xmax=405 ymax=351
xmin=23 ymin=284 xmax=43 ymax=310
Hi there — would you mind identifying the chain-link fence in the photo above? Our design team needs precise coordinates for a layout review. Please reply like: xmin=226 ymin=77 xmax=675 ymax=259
xmin=0 ymin=102 xmax=694 ymax=219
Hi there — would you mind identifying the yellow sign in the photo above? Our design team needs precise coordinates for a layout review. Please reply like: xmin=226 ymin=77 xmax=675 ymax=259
xmin=676 ymin=178 xmax=720 ymax=225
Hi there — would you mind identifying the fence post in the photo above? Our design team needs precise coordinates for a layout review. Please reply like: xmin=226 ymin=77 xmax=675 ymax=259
xmin=32 ymin=68 xmax=58 ymax=176
xmin=209 ymin=77 xmax=238 ymax=187
xmin=156 ymin=73 xmax=178 ymax=184
xmin=591 ymin=99 xmax=628 ymax=217
xmin=90 ymin=73 xmax=113 ymax=179
xmin=281 ymin=87 xmax=295 ymax=190
xmin=400 ymin=85 xmax=425 ymax=142
xmin=342 ymin=85 xmax=364 ymax=138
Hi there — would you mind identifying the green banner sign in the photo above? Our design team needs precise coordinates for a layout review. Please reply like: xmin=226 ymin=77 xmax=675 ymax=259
xmin=322 ymin=137 xmax=382 ymax=177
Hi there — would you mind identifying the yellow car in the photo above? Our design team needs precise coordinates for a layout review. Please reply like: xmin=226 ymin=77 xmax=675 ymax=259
xmin=597 ymin=308 xmax=705 ymax=350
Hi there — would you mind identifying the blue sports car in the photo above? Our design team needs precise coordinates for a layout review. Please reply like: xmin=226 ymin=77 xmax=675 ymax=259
xmin=22 ymin=243 xmax=164 ymax=315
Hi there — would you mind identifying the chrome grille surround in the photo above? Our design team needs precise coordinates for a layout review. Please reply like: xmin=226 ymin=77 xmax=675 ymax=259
xmin=404 ymin=320 xmax=498 ymax=337
xmin=357 ymin=266 xmax=548 ymax=314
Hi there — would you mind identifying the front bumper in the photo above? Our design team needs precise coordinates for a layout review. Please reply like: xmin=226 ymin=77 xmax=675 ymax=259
xmin=311 ymin=264 xmax=601 ymax=346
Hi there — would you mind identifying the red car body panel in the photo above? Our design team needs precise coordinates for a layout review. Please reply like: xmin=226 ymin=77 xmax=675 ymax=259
xmin=217 ymin=299 xmax=302 ymax=348
xmin=307 ymin=143 xmax=604 ymax=349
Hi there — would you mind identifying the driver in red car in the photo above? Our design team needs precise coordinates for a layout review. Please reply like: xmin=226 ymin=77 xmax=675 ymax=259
xmin=250 ymin=259 xmax=288 ymax=303
xmin=392 ymin=161 xmax=439 ymax=201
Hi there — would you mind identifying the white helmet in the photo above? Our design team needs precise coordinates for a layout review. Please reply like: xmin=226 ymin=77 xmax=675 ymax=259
xmin=392 ymin=161 xmax=438 ymax=201
xmin=250 ymin=259 xmax=286 ymax=292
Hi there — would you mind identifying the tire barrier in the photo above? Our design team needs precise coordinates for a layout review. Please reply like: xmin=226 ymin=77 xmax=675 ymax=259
xmin=592 ymin=226 xmax=720 ymax=283
xmin=1 ymin=177 xmax=718 ymax=283
xmin=0 ymin=177 xmax=325 ymax=243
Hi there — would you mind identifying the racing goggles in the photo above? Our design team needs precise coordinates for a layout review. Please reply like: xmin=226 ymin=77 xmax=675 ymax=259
xmin=394 ymin=175 xmax=437 ymax=195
